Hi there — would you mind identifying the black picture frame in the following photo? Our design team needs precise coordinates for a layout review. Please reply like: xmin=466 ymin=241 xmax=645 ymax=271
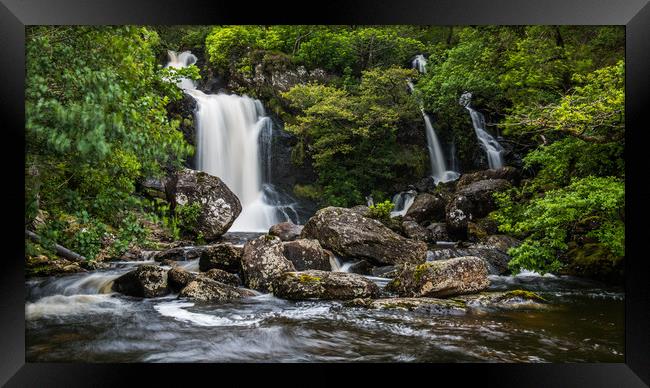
xmin=1 ymin=0 xmax=648 ymax=386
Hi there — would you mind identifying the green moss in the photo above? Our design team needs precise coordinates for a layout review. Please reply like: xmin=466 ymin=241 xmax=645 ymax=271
xmin=503 ymin=289 xmax=547 ymax=303
xmin=294 ymin=273 xmax=322 ymax=283
xmin=413 ymin=263 xmax=431 ymax=283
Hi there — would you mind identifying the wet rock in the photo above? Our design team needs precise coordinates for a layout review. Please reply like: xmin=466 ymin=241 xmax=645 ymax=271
xmin=345 ymin=297 xmax=468 ymax=314
xmin=112 ymin=264 xmax=169 ymax=298
xmin=404 ymin=193 xmax=446 ymax=223
xmin=372 ymin=265 xmax=399 ymax=278
xmin=345 ymin=259 xmax=375 ymax=276
xmin=427 ymin=246 xmax=511 ymax=275
xmin=25 ymin=255 xmax=86 ymax=277
xmin=427 ymin=223 xmax=451 ymax=242
xmin=165 ymin=168 xmax=242 ymax=240
xmin=198 ymin=243 xmax=243 ymax=273
xmin=457 ymin=290 xmax=548 ymax=310
xmin=241 ymin=235 xmax=295 ymax=292
xmin=272 ymin=270 xmax=380 ymax=301
xmin=349 ymin=205 xmax=370 ymax=217
xmin=269 ymin=222 xmax=304 ymax=241
xmin=167 ymin=266 xmax=197 ymax=292
xmin=282 ymin=239 xmax=330 ymax=271
xmin=456 ymin=167 xmax=520 ymax=189
xmin=483 ymin=235 xmax=521 ymax=254
xmin=301 ymin=207 xmax=427 ymax=266
xmin=445 ymin=179 xmax=511 ymax=239
xmin=179 ymin=277 xmax=255 ymax=303
xmin=152 ymin=245 xmax=208 ymax=262
xmin=203 ymin=268 xmax=241 ymax=287
xmin=386 ymin=257 xmax=489 ymax=298
xmin=402 ymin=220 xmax=432 ymax=242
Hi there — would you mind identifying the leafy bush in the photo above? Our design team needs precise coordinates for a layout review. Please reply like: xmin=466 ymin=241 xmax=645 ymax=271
xmin=367 ymin=200 xmax=395 ymax=222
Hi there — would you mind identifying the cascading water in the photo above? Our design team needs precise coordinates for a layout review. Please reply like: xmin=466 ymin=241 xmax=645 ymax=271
xmin=408 ymin=77 xmax=459 ymax=184
xmin=166 ymin=51 xmax=300 ymax=232
xmin=390 ymin=189 xmax=417 ymax=217
xmin=459 ymin=92 xmax=504 ymax=169
xmin=412 ymin=54 xmax=427 ymax=74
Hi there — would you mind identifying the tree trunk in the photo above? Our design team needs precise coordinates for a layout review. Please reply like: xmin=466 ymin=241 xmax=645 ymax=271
xmin=25 ymin=229 xmax=87 ymax=262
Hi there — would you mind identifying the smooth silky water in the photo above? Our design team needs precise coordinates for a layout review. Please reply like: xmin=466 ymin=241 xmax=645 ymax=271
xmin=26 ymin=243 xmax=624 ymax=362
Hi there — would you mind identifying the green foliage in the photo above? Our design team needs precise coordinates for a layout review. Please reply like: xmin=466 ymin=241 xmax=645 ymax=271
xmin=26 ymin=26 xmax=193 ymax=258
xmin=491 ymin=176 xmax=624 ymax=274
xmin=174 ymin=201 xmax=202 ymax=236
xmin=367 ymin=200 xmax=395 ymax=222
xmin=283 ymin=67 xmax=424 ymax=206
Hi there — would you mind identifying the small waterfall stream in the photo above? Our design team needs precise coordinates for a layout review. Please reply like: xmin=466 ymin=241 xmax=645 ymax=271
xmin=459 ymin=92 xmax=505 ymax=169
xmin=390 ymin=190 xmax=417 ymax=217
xmin=167 ymin=51 xmax=300 ymax=232
xmin=408 ymin=56 xmax=460 ymax=184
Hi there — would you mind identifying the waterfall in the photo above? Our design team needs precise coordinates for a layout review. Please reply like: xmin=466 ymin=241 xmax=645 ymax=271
xmin=412 ymin=54 xmax=427 ymax=74
xmin=390 ymin=190 xmax=417 ymax=217
xmin=459 ymin=92 xmax=504 ymax=169
xmin=408 ymin=78 xmax=459 ymax=184
xmin=165 ymin=50 xmax=198 ymax=90
xmin=166 ymin=51 xmax=299 ymax=232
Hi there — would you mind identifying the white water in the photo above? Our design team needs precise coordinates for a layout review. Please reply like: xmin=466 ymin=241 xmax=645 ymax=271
xmin=412 ymin=54 xmax=427 ymax=74
xmin=165 ymin=50 xmax=198 ymax=90
xmin=459 ymin=92 xmax=504 ymax=169
xmin=166 ymin=51 xmax=299 ymax=232
xmin=408 ymin=80 xmax=460 ymax=184
xmin=390 ymin=190 xmax=417 ymax=217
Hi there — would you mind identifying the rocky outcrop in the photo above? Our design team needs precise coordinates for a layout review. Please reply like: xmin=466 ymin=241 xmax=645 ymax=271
xmin=112 ymin=264 xmax=169 ymax=298
xmin=167 ymin=266 xmax=197 ymax=292
xmin=457 ymin=290 xmax=548 ymax=310
xmin=25 ymin=255 xmax=86 ymax=277
xmin=179 ymin=277 xmax=255 ymax=303
xmin=165 ymin=168 xmax=242 ymax=240
xmin=456 ymin=167 xmax=520 ymax=189
xmin=427 ymin=246 xmax=511 ymax=275
xmin=282 ymin=239 xmax=331 ymax=271
xmin=301 ymin=207 xmax=427 ymax=266
xmin=269 ymin=222 xmax=304 ymax=241
xmin=427 ymin=223 xmax=451 ymax=242
xmin=272 ymin=270 xmax=380 ymax=301
xmin=445 ymin=179 xmax=511 ymax=239
xmin=402 ymin=220 xmax=431 ymax=242
xmin=345 ymin=297 xmax=468 ymax=314
xmin=198 ymin=243 xmax=243 ymax=273
xmin=203 ymin=268 xmax=241 ymax=287
xmin=404 ymin=193 xmax=446 ymax=223
xmin=385 ymin=257 xmax=489 ymax=298
xmin=241 ymin=235 xmax=296 ymax=292
xmin=483 ymin=235 xmax=521 ymax=254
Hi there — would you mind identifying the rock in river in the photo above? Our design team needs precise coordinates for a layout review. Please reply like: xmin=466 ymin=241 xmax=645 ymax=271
xmin=272 ymin=270 xmax=380 ymax=300
xmin=165 ymin=168 xmax=242 ymax=240
xmin=112 ymin=264 xmax=169 ymax=298
xmin=386 ymin=256 xmax=489 ymax=298
xmin=282 ymin=239 xmax=331 ymax=271
xmin=179 ymin=277 xmax=255 ymax=303
xmin=301 ymin=207 xmax=427 ymax=265
xmin=269 ymin=222 xmax=304 ymax=241
xmin=241 ymin=235 xmax=296 ymax=293
xmin=345 ymin=297 xmax=468 ymax=314
xmin=198 ymin=243 xmax=243 ymax=273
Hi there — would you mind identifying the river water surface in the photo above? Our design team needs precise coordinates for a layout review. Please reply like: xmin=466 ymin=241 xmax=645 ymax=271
xmin=26 ymin=236 xmax=624 ymax=363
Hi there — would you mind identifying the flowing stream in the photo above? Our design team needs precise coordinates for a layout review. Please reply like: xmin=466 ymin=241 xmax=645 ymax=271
xmin=168 ymin=50 xmax=300 ymax=232
xmin=460 ymin=92 xmax=505 ymax=169
xmin=25 ymin=242 xmax=624 ymax=362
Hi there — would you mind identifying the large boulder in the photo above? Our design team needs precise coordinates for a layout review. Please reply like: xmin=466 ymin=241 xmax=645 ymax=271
xmin=402 ymin=220 xmax=432 ymax=242
xmin=269 ymin=222 xmax=304 ymax=241
xmin=385 ymin=257 xmax=489 ymax=298
xmin=179 ymin=277 xmax=255 ymax=303
xmin=165 ymin=168 xmax=242 ymax=240
xmin=168 ymin=266 xmax=241 ymax=292
xmin=456 ymin=167 xmax=520 ymax=189
xmin=427 ymin=223 xmax=451 ymax=242
xmin=272 ymin=270 xmax=380 ymax=300
xmin=282 ymin=239 xmax=331 ymax=271
xmin=427 ymin=246 xmax=511 ymax=275
xmin=404 ymin=193 xmax=446 ymax=223
xmin=445 ymin=179 xmax=511 ymax=239
xmin=198 ymin=243 xmax=243 ymax=273
xmin=456 ymin=290 xmax=548 ymax=310
xmin=241 ymin=235 xmax=296 ymax=292
xmin=345 ymin=297 xmax=468 ymax=314
xmin=301 ymin=207 xmax=427 ymax=266
xmin=112 ymin=264 xmax=169 ymax=298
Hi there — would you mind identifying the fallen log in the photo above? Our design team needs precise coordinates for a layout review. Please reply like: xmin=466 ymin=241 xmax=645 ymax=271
xmin=25 ymin=229 xmax=87 ymax=263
